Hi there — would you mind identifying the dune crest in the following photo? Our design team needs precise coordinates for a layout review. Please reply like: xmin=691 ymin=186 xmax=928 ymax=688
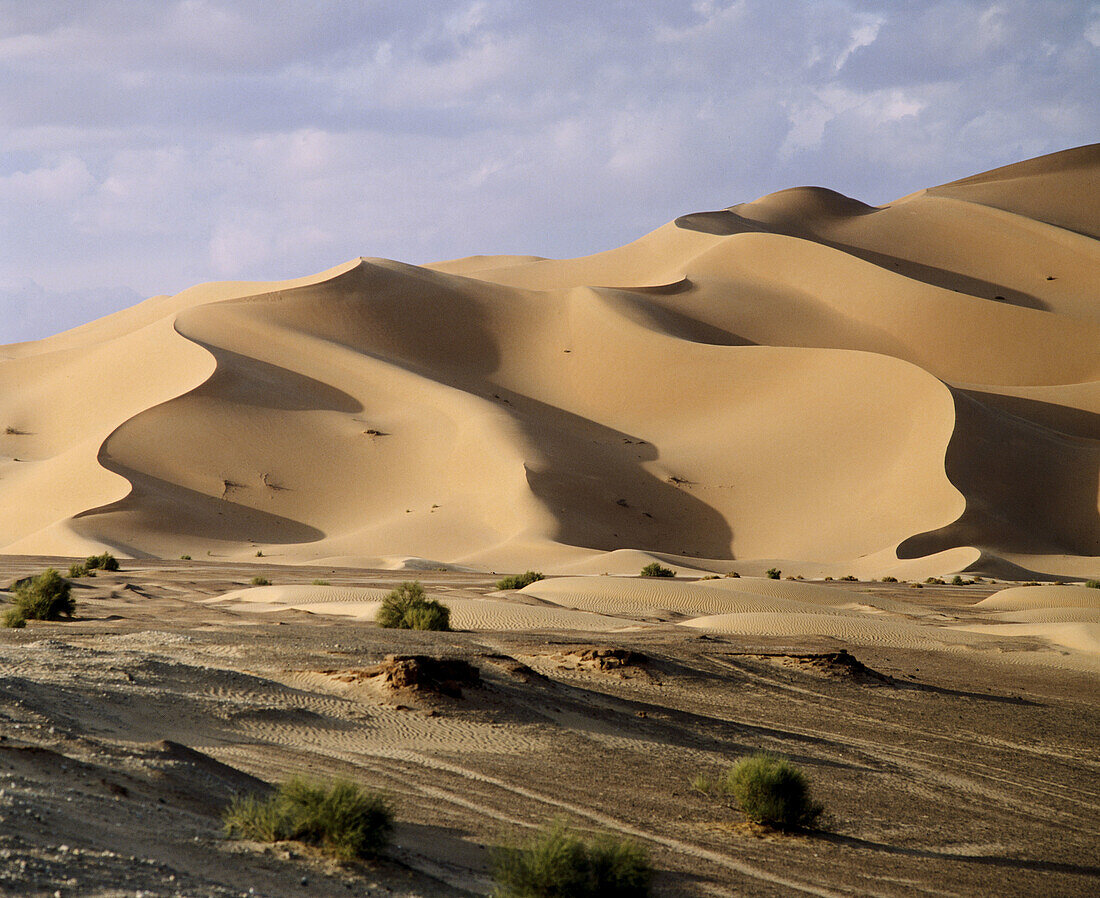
xmin=2 ymin=146 xmax=1098 ymax=578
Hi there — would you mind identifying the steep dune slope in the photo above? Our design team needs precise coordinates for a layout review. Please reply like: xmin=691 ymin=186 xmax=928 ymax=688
xmin=2 ymin=145 xmax=1097 ymax=576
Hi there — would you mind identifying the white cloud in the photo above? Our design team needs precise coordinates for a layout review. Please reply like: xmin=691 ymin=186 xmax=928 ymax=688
xmin=0 ymin=0 xmax=1096 ymax=343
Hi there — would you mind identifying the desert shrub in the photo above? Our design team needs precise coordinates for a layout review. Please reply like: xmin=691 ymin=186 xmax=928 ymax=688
xmin=640 ymin=563 xmax=674 ymax=578
xmin=765 ymin=568 xmax=781 ymax=580
xmin=68 ymin=562 xmax=89 ymax=577
xmin=10 ymin=569 xmax=74 ymax=622
xmin=85 ymin=552 xmax=119 ymax=572
xmin=722 ymin=753 xmax=822 ymax=831
xmin=880 ymin=576 xmax=897 ymax=583
xmin=724 ymin=570 xmax=740 ymax=578
xmin=311 ymin=579 xmax=330 ymax=586
xmin=180 ymin=554 xmax=191 ymax=560
xmin=2 ymin=608 xmax=26 ymax=628
xmin=376 ymin=581 xmax=451 ymax=631
xmin=925 ymin=577 xmax=945 ymax=585
xmin=823 ymin=576 xmax=834 ymax=581
xmin=251 ymin=576 xmax=271 ymax=586
xmin=492 ymin=821 xmax=652 ymax=898
xmin=699 ymin=575 xmax=720 ymax=581
xmin=1084 ymin=580 xmax=1099 ymax=589
xmin=951 ymin=575 xmax=967 ymax=585
xmin=840 ymin=575 xmax=857 ymax=582
xmin=255 ymin=550 xmax=264 ymax=557
xmin=496 ymin=571 xmax=545 ymax=590
xmin=224 ymin=777 xmax=393 ymax=862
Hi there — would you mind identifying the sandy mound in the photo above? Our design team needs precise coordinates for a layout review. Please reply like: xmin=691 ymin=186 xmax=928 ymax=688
xmin=210 ymin=584 xmax=638 ymax=631
xmin=975 ymin=585 xmax=1100 ymax=611
xmin=2 ymin=145 xmax=1097 ymax=580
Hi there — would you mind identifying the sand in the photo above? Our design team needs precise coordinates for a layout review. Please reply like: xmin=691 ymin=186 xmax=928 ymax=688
xmin=1 ymin=146 xmax=1099 ymax=895
xmin=1 ymin=145 xmax=1097 ymax=582
xmin=1 ymin=558 xmax=1098 ymax=897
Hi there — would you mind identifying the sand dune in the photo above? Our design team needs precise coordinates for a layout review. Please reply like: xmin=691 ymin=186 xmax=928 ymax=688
xmin=1 ymin=145 xmax=1098 ymax=579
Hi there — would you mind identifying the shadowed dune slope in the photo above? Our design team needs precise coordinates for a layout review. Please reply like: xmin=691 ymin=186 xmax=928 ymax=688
xmin=1 ymin=146 xmax=1098 ymax=577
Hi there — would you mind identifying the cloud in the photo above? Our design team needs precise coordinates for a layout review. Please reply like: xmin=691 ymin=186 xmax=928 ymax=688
xmin=0 ymin=0 xmax=1096 ymax=343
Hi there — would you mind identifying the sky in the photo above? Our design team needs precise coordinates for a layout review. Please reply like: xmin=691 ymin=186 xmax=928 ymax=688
xmin=1 ymin=0 xmax=1097 ymax=344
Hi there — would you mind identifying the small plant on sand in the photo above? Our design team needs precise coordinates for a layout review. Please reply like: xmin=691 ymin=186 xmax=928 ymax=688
xmin=765 ymin=568 xmax=781 ymax=580
xmin=951 ymin=575 xmax=970 ymax=586
xmin=880 ymin=576 xmax=898 ymax=583
xmin=69 ymin=552 xmax=119 ymax=577
xmin=1085 ymin=580 xmax=1099 ymax=589
xmin=5 ymin=569 xmax=75 ymax=627
xmin=311 ymin=579 xmax=331 ymax=586
xmin=690 ymin=773 xmax=713 ymax=794
xmin=492 ymin=821 xmax=652 ymax=898
xmin=925 ymin=577 xmax=945 ymax=585
xmin=376 ymin=581 xmax=451 ymax=631
xmin=495 ymin=571 xmax=545 ymax=590
xmin=180 ymin=554 xmax=191 ymax=560
xmin=722 ymin=753 xmax=823 ymax=831
xmin=255 ymin=550 xmax=264 ymax=557
xmin=224 ymin=777 xmax=393 ymax=862
xmin=724 ymin=570 xmax=740 ymax=578
xmin=250 ymin=576 xmax=271 ymax=586
xmin=840 ymin=575 xmax=857 ymax=582
xmin=640 ymin=563 xmax=674 ymax=578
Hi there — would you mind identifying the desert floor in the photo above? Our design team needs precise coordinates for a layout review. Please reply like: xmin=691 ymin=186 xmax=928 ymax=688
xmin=1 ymin=556 xmax=1098 ymax=897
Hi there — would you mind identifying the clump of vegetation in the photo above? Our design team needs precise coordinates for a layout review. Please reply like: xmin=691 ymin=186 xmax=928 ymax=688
xmin=376 ymin=581 xmax=451 ymax=631
xmin=722 ymin=753 xmax=823 ymax=831
xmin=724 ymin=570 xmax=740 ymax=578
xmin=925 ymin=577 xmax=945 ymax=585
xmin=690 ymin=773 xmax=713 ymax=794
xmin=1084 ymin=580 xmax=1099 ymax=589
xmin=699 ymin=575 xmax=720 ymax=581
xmin=4 ymin=569 xmax=75 ymax=628
xmin=639 ymin=563 xmax=674 ymax=578
xmin=251 ymin=576 xmax=271 ymax=586
xmin=823 ymin=576 xmax=834 ymax=581
xmin=224 ymin=778 xmax=393 ymax=862
xmin=255 ymin=550 xmax=264 ymax=557
xmin=880 ymin=576 xmax=898 ymax=583
xmin=492 ymin=821 xmax=652 ymax=898
xmin=311 ymin=579 xmax=331 ymax=586
xmin=495 ymin=571 xmax=545 ymax=590
xmin=765 ymin=568 xmax=781 ymax=580
xmin=68 ymin=552 xmax=120 ymax=577
xmin=840 ymin=575 xmax=858 ymax=582
xmin=951 ymin=575 xmax=971 ymax=585
xmin=180 ymin=554 xmax=191 ymax=560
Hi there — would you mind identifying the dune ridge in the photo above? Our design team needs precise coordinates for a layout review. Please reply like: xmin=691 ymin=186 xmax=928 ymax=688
xmin=2 ymin=146 xmax=1098 ymax=578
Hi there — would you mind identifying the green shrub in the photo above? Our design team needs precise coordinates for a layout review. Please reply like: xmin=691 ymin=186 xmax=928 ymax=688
xmin=840 ymin=575 xmax=857 ymax=582
xmin=724 ymin=570 xmax=740 ymax=578
xmin=251 ymin=576 xmax=271 ymax=586
xmin=224 ymin=777 xmax=393 ymax=862
xmin=85 ymin=552 xmax=119 ymax=572
xmin=690 ymin=773 xmax=713 ymax=794
xmin=722 ymin=753 xmax=822 ymax=831
xmin=496 ymin=571 xmax=545 ymax=590
xmin=2 ymin=608 xmax=26 ymax=628
xmin=492 ymin=821 xmax=652 ymax=898
xmin=10 ymin=569 xmax=74 ymax=622
xmin=311 ymin=579 xmax=331 ymax=586
xmin=1084 ymin=580 xmax=1099 ymax=589
xmin=951 ymin=575 xmax=967 ymax=585
xmin=880 ymin=576 xmax=897 ymax=583
xmin=255 ymin=550 xmax=264 ymax=557
xmin=925 ymin=577 xmax=945 ymax=585
xmin=68 ymin=562 xmax=88 ymax=577
xmin=376 ymin=582 xmax=451 ymax=631
xmin=640 ymin=563 xmax=674 ymax=578
xmin=180 ymin=554 xmax=192 ymax=560
xmin=765 ymin=568 xmax=781 ymax=580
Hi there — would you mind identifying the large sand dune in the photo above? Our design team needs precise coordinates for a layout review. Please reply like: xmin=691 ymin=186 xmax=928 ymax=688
xmin=2 ymin=146 xmax=1098 ymax=578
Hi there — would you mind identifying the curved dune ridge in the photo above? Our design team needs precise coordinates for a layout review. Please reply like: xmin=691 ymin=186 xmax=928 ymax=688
xmin=1 ymin=145 xmax=1098 ymax=578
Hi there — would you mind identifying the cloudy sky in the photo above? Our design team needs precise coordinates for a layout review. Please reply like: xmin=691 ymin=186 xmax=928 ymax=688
xmin=2 ymin=1 xmax=1097 ymax=343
